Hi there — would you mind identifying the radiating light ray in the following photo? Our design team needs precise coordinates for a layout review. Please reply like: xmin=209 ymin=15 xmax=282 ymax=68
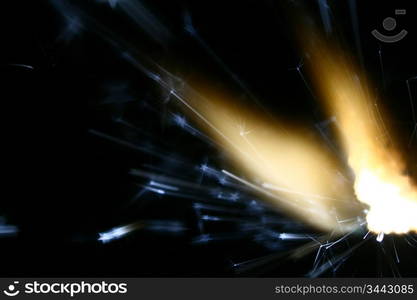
xmin=300 ymin=26 xmax=417 ymax=234
xmin=0 ymin=217 xmax=18 ymax=237
xmin=47 ymin=0 xmax=417 ymax=277
xmin=173 ymin=85 xmax=361 ymax=233
xmin=406 ymin=77 xmax=416 ymax=125
xmin=99 ymin=224 xmax=139 ymax=243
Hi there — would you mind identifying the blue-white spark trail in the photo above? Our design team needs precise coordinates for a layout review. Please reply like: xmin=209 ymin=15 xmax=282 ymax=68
xmin=406 ymin=77 xmax=417 ymax=126
xmin=0 ymin=217 xmax=18 ymax=237
xmin=45 ymin=0 xmax=417 ymax=277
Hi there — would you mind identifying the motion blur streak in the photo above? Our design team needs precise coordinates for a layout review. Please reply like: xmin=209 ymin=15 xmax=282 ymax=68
xmin=302 ymin=29 xmax=417 ymax=234
xmin=176 ymin=87 xmax=359 ymax=233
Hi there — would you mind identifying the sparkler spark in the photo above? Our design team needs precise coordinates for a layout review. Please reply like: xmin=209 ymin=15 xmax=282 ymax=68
xmin=44 ymin=0 xmax=417 ymax=277
xmin=301 ymin=27 xmax=417 ymax=234
xmin=174 ymin=86 xmax=361 ymax=233
xmin=172 ymin=22 xmax=417 ymax=236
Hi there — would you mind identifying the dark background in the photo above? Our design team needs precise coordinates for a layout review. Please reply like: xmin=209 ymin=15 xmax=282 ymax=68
xmin=1 ymin=0 xmax=416 ymax=277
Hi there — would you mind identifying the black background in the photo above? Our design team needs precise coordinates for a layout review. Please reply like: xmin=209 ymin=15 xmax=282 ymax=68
xmin=1 ymin=0 xmax=416 ymax=277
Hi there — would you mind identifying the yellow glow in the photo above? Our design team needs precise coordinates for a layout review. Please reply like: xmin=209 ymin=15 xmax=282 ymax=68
xmin=355 ymin=170 xmax=417 ymax=233
xmin=302 ymin=31 xmax=417 ymax=234
xmin=177 ymin=87 xmax=358 ymax=233
xmin=175 ymin=24 xmax=417 ymax=235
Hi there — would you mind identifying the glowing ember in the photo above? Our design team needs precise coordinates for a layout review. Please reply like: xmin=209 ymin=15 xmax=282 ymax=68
xmin=302 ymin=27 xmax=417 ymax=234
xmin=355 ymin=170 xmax=417 ymax=234
xmin=177 ymin=20 xmax=417 ymax=235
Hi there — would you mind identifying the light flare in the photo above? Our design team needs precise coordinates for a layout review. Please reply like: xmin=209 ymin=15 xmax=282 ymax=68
xmin=302 ymin=30 xmax=417 ymax=234
xmin=174 ymin=23 xmax=417 ymax=235
xmin=176 ymin=87 xmax=359 ymax=233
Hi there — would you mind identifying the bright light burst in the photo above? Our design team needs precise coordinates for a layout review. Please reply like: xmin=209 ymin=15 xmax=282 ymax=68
xmin=355 ymin=170 xmax=417 ymax=234
xmin=302 ymin=28 xmax=417 ymax=235
xmin=176 ymin=23 xmax=417 ymax=236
